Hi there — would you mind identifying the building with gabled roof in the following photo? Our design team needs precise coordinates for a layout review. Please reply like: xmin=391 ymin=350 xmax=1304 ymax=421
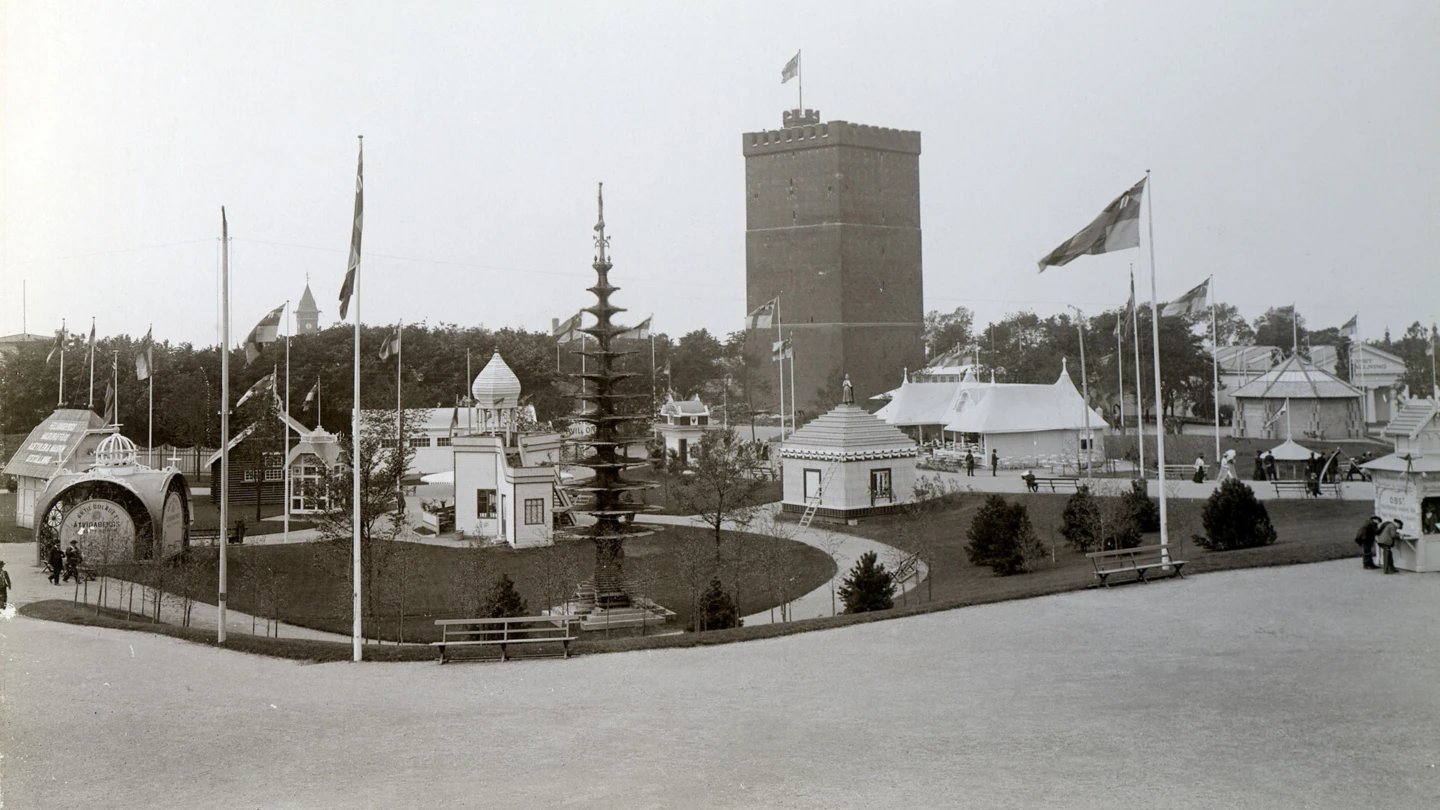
xmin=1361 ymin=396 xmax=1440 ymax=572
xmin=781 ymin=388 xmax=919 ymax=520
xmin=1310 ymin=342 xmax=1408 ymax=425
xmin=654 ymin=394 xmax=715 ymax=466
xmin=1231 ymin=355 xmax=1364 ymax=439
xmin=3 ymin=409 xmax=110 ymax=529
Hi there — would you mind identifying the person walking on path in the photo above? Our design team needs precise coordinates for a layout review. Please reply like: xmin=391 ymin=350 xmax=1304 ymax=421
xmin=1356 ymin=515 xmax=1382 ymax=570
xmin=0 ymin=560 xmax=11 ymax=607
xmin=990 ymin=449 xmax=999 ymax=476
xmin=47 ymin=544 xmax=64 ymax=585
xmin=1192 ymin=454 xmax=1207 ymax=484
xmin=965 ymin=450 xmax=975 ymax=477
xmin=1376 ymin=518 xmax=1402 ymax=574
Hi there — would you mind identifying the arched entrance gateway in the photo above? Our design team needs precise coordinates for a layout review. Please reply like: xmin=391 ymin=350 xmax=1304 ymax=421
xmin=34 ymin=433 xmax=194 ymax=564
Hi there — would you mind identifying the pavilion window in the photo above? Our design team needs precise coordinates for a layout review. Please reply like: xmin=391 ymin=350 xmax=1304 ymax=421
xmin=477 ymin=489 xmax=497 ymax=519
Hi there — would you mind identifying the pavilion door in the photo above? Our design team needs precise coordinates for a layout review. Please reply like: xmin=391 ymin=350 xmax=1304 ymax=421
xmin=803 ymin=468 xmax=822 ymax=502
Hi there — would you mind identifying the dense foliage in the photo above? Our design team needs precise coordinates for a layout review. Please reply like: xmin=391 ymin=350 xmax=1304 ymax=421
xmin=838 ymin=551 xmax=895 ymax=613
xmin=965 ymin=494 xmax=1044 ymax=575
xmin=697 ymin=578 xmax=741 ymax=630
xmin=1197 ymin=479 xmax=1278 ymax=551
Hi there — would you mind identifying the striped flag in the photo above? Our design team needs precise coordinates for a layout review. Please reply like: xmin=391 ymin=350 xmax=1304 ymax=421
xmin=102 ymin=381 xmax=115 ymax=424
xmin=46 ymin=326 xmax=65 ymax=364
xmin=338 ymin=140 xmax=363 ymax=320
xmin=553 ymin=311 xmax=585 ymax=345
xmin=781 ymin=51 xmax=800 ymax=84
xmin=379 ymin=327 xmax=401 ymax=360
xmin=1038 ymin=177 xmax=1147 ymax=272
xmin=615 ymin=315 xmax=652 ymax=341
xmin=1340 ymin=314 xmax=1358 ymax=338
xmin=1161 ymin=279 xmax=1210 ymax=317
xmin=746 ymin=297 xmax=778 ymax=330
xmin=302 ymin=378 xmax=320 ymax=411
xmin=236 ymin=368 xmax=278 ymax=409
xmin=87 ymin=321 xmax=96 ymax=369
xmin=244 ymin=304 xmax=284 ymax=365
xmin=135 ymin=328 xmax=154 ymax=381
xmin=772 ymin=338 xmax=793 ymax=362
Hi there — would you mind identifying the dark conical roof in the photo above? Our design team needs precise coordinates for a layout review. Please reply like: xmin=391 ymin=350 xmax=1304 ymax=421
xmin=297 ymin=282 xmax=319 ymax=313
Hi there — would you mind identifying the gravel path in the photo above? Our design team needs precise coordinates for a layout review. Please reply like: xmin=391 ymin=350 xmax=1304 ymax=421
xmin=2 ymin=557 xmax=1435 ymax=809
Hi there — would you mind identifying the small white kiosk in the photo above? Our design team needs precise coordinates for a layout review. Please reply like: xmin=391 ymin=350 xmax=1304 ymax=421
xmin=1363 ymin=397 xmax=1440 ymax=572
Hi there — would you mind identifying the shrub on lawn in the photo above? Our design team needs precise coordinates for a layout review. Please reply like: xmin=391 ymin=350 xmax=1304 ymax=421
xmin=966 ymin=494 xmax=1045 ymax=575
xmin=838 ymin=551 xmax=895 ymax=613
xmin=697 ymin=578 xmax=741 ymax=630
xmin=483 ymin=573 xmax=529 ymax=618
xmin=1060 ymin=487 xmax=1102 ymax=552
xmin=1122 ymin=479 xmax=1160 ymax=533
xmin=1197 ymin=479 xmax=1277 ymax=551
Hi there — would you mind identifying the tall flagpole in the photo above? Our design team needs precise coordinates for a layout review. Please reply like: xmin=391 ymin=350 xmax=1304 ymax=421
xmin=776 ymin=297 xmax=786 ymax=440
xmin=1116 ymin=312 xmax=1125 ymax=443
xmin=147 ymin=325 xmax=154 ymax=468
xmin=351 ymin=136 xmax=364 ymax=662
xmin=1145 ymin=170 xmax=1170 ymax=562
xmin=1291 ymin=302 xmax=1298 ymax=356
xmin=1068 ymin=306 xmax=1092 ymax=480
xmin=88 ymin=318 xmax=95 ymax=408
xmin=1130 ymin=268 xmax=1145 ymax=478
xmin=797 ymin=49 xmax=803 ymax=111
xmin=283 ymin=301 xmax=291 ymax=545
xmin=1210 ymin=275 xmax=1220 ymax=463
xmin=396 ymin=320 xmax=403 ymax=499
xmin=111 ymin=350 xmax=118 ymax=426
xmin=788 ymin=330 xmax=796 ymax=432
xmin=218 ymin=208 xmax=230 ymax=644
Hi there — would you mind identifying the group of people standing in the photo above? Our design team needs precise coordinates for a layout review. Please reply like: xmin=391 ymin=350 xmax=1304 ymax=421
xmin=45 ymin=541 xmax=83 ymax=586
xmin=1356 ymin=515 xmax=1404 ymax=574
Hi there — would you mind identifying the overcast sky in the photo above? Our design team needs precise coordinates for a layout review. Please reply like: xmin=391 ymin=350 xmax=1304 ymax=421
xmin=3 ymin=1 xmax=1436 ymax=348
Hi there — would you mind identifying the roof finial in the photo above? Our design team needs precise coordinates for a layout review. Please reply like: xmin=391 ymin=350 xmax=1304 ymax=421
xmin=593 ymin=182 xmax=609 ymax=265
xmin=841 ymin=373 xmax=854 ymax=405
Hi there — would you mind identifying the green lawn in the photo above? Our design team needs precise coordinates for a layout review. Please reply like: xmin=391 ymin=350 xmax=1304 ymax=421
xmin=626 ymin=466 xmax=784 ymax=516
xmin=109 ymin=524 xmax=835 ymax=643
xmin=186 ymin=497 xmax=316 ymax=534
xmin=829 ymin=490 xmax=1371 ymax=608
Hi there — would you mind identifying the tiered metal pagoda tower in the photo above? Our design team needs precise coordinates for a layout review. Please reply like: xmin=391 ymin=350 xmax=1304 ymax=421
xmin=564 ymin=184 xmax=668 ymax=629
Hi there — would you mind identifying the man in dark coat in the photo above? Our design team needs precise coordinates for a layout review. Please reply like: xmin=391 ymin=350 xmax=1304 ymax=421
xmin=990 ymin=449 xmax=999 ymax=476
xmin=62 ymin=541 xmax=82 ymax=583
xmin=1356 ymin=515 xmax=1381 ymax=570
xmin=47 ymin=543 xmax=64 ymax=585
xmin=1376 ymin=519 xmax=1403 ymax=574
xmin=965 ymin=450 xmax=975 ymax=477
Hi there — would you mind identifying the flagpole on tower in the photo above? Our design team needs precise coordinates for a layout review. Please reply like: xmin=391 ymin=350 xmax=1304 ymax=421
xmin=797 ymin=49 xmax=803 ymax=112
xmin=1144 ymin=170 xmax=1171 ymax=563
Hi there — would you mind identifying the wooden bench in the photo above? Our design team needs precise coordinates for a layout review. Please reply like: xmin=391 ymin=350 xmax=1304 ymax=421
xmin=1086 ymin=544 xmax=1187 ymax=587
xmin=432 ymin=615 xmax=578 ymax=663
xmin=1025 ymin=476 xmax=1083 ymax=493
xmin=1272 ymin=480 xmax=1340 ymax=498
xmin=189 ymin=527 xmax=221 ymax=546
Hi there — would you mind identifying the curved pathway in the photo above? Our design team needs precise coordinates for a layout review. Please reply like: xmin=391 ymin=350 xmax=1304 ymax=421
xmin=637 ymin=504 xmax=928 ymax=625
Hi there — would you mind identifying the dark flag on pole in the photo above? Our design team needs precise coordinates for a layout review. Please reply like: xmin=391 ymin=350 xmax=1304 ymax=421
xmin=379 ymin=327 xmax=401 ymax=360
xmin=136 ymin=328 xmax=154 ymax=380
xmin=244 ymin=304 xmax=284 ymax=365
xmin=87 ymin=321 xmax=96 ymax=369
xmin=46 ymin=326 xmax=66 ymax=364
xmin=1161 ymin=278 xmax=1210 ymax=317
xmin=338 ymin=141 xmax=364 ymax=319
xmin=302 ymin=378 xmax=320 ymax=412
xmin=236 ymin=368 xmax=278 ymax=409
xmin=1340 ymin=314 xmax=1358 ymax=338
xmin=1037 ymin=177 xmax=1147 ymax=272
xmin=102 ymin=382 xmax=115 ymax=424
xmin=553 ymin=311 xmax=585 ymax=345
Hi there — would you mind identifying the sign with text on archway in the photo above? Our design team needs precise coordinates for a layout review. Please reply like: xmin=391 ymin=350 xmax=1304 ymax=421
xmin=60 ymin=499 xmax=136 ymax=559
xmin=160 ymin=491 xmax=186 ymax=558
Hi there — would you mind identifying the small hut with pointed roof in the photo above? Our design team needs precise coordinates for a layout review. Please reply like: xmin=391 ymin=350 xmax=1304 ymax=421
xmin=1362 ymin=396 xmax=1440 ymax=571
xmin=1231 ymin=355 xmax=1364 ymax=439
xmin=781 ymin=379 xmax=920 ymax=520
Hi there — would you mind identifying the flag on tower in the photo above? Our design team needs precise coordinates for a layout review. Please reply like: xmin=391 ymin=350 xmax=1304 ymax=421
xmin=746 ymin=298 xmax=778 ymax=330
xmin=338 ymin=140 xmax=364 ymax=320
xmin=302 ymin=379 xmax=320 ymax=411
xmin=1037 ymin=177 xmax=1147 ymax=271
xmin=615 ymin=315 xmax=652 ymax=341
xmin=1340 ymin=314 xmax=1358 ymax=338
xmin=379 ymin=327 xmax=401 ymax=360
xmin=136 ymin=328 xmax=154 ymax=380
xmin=781 ymin=51 xmax=800 ymax=84
xmin=46 ymin=326 xmax=66 ymax=364
xmin=244 ymin=304 xmax=284 ymax=365
xmin=1161 ymin=279 xmax=1211 ymax=317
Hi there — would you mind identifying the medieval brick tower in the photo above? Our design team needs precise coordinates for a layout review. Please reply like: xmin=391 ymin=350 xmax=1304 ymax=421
xmin=743 ymin=109 xmax=925 ymax=413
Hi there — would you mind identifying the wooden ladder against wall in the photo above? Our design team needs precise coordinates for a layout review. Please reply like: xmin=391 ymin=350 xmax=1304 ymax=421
xmin=797 ymin=461 xmax=841 ymax=530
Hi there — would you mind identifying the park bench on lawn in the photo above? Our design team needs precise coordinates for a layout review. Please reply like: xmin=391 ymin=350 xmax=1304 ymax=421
xmin=189 ymin=527 xmax=221 ymax=546
xmin=1086 ymin=544 xmax=1187 ymax=587
xmin=1272 ymin=480 xmax=1340 ymax=498
xmin=432 ymin=615 xmax=578 ymax=663
xmin=1027 ymin=477 xmax=1083 ymax=493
